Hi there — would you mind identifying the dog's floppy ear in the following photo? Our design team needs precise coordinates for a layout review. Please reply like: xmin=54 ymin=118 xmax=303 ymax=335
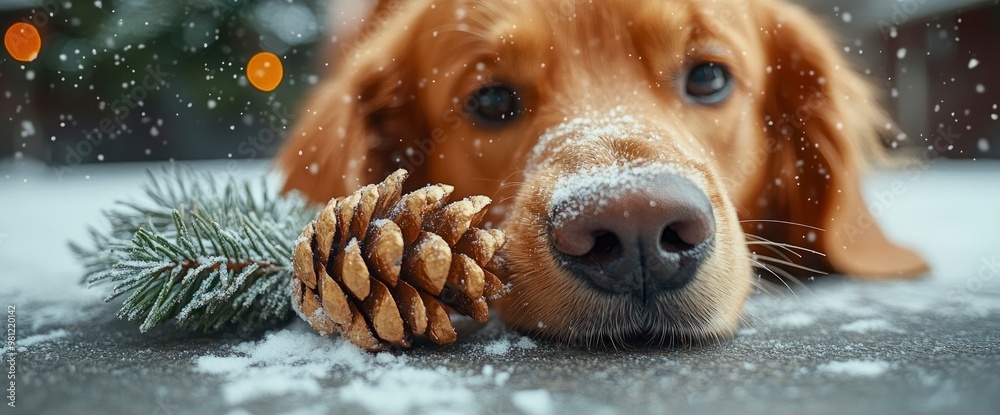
xmin=751 ymin=0 xmax=928 ymax=278
xmin=279 ymin=2 xmax=429 ymax=204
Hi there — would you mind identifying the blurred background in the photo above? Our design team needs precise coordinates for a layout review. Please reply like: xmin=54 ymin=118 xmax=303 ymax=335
xmin=0 ymin=0 xmax=997 ymax=169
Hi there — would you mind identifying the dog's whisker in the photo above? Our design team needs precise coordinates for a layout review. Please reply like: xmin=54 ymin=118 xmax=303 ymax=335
xmin=751 ymin=277 xmax=785 ymax=297
xmin=495 ymin=180 xmax=527 ymax=194
xmin=735 ymin=313 xmax=754 ymax=334
xmin=751 ymin=262 xmax=812 ymax=292
xmin=752 ymin=254 xmax=827 ymax=276
xmin=750 ymin=259 xmax=801 ymax=299
xmin=746 ymin=241 xmax=797 ymax=262
xmin=496 ymin=195 xmax=520 ymax=206
xmin=496 ymin=164 xmax=531 ymax=191
xmin=744 ymin=234 xmax=801 ymax=260
xmin=739 ymin=219 xmax=827 ymax=232
xmin=497 ymin=169 xmax=527 ymax=188
xmin=748 ymin=276 xmax=768 ymax=293
xmin=745 ymin=233 xmax=827 ymax=257
xmin=745 ymin=240 xmax=825 ymax=258
xmin=738 ymin=298 xmax=770 ymax=337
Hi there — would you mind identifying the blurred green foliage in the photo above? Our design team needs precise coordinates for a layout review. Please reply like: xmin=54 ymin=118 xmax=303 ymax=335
xmin=1 ymin=0 xmax=328 ymax=165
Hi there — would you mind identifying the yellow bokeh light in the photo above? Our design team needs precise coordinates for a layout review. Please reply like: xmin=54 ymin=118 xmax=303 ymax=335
xmin=5 ymin=22 xmax=41 ymax=62
xmin=246 ymin=52 xmax=283 ymax=92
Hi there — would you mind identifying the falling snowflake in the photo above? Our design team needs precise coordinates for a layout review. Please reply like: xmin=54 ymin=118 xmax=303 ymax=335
xmin=978 ymin=138 xmax=990 ymax=153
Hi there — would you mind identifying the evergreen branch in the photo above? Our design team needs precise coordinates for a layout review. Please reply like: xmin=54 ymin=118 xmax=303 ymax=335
xmin=72 ymin=167 xmax=319 ymax=334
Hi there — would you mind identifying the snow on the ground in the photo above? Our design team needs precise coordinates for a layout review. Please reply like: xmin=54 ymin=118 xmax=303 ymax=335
xmin=8 ymin=329 xmax=70 ymax=353
xmin=511 ymin=389 xmax=554 ymax=415
xmin=839 ymin=318 xmax=901 ymax=333
xmin=194 ymin=321 xmax=520 ymax=414
xmin=769 ymin=312 xmax=816 ymax=328
xmin=16 ymin=329 xmax=69 ymax=348
xmin=816 ymin=360 xmax=893 ymax=377
xmin=480 ymin=335 xmax=538 ymax=356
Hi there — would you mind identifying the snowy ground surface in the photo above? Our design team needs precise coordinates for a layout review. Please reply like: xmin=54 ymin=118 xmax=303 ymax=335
xmin=2 ymin=158 xmax=999 ymax=415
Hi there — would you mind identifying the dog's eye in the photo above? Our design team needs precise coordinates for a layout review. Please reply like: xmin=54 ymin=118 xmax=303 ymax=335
xmin=466 ymin=84 xmax=521 ymax=127
xmin=684 ymin=63 xmax=732 ymax=105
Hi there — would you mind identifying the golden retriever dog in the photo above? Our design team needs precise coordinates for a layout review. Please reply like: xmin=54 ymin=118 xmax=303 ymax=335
xmin=279 ymin=0 xmax=928 ymax=347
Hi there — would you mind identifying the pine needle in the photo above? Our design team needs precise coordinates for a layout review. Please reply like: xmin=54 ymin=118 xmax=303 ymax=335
xmin=71 ymin=167 xmax=319 ymax=334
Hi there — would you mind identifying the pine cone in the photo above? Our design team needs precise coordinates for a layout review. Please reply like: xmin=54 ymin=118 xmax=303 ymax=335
xmin=290 ymin=170 xmax=508 ymax=351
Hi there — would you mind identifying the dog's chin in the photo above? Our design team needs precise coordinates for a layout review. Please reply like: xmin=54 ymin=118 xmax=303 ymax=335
xmin=497 ymin=276 xmax=749 ymax=349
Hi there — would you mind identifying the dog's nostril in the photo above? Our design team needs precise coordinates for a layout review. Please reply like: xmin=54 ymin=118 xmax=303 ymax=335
xmin=659 ymin=226 xmax=694 ymax=253
xmin=583 ymin=231 xmax=621 ymax=263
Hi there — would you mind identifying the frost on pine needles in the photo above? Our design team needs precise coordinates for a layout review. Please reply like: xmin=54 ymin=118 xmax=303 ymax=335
xmin=71 ymin=168 xmax=318 ymax=334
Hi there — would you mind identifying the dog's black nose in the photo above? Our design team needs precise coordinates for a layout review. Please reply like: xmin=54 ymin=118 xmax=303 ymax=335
xmin=549 ymin=173 xmax=715 ymax=299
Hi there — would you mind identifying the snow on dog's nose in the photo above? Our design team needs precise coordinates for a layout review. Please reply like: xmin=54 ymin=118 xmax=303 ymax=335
xmin=549 ymin=167 xmax=716 ymax=301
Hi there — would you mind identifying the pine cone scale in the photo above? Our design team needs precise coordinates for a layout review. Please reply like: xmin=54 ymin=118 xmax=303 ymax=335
xmin=391 ymin=184 xmax=453 ymax=245
xmin=454 ymin=228 xmax=502 ymax=267
xmin=314 ymin=200 xmax=338 ymax=264
xmin=483 ymin=271 xmax=505 ymax=300
xmin=440 ymin=286 xmax=490 ymax=323
xmin=427 ymin=195 xmax=491 ymax=245
xmin=297 ymin=284 xmax=334 ymax=336
xmin=351 ymin=185 xmax=380 ymax=241
xmin=402 ymin=232 xmax=452 ymax=296
xmin=344 ymin=301 xmax=384 ymax=351
xmin=390 ymin=280 xmax=427 ymax=335
xmin=333 ymin=239 xmax=371 ymax=300
xmin=362 ymin=278 xmax=405 ymax=344
xmin=335 ymin=193 xmax=360 ymax=247
xmin=374 ymin=170 xmax=406 ymax=213
xmin=420 ymin=292 xmax=457 ymax=345
xmin=293 ymin=224 xmax=318 ymax=289
xmin=446 ymin=253 xmax=485 ymax=299
xmin=319 ymin=269 xmax=352 ymax=327
xmin=363 ymin=219 xmax=403 ymax=287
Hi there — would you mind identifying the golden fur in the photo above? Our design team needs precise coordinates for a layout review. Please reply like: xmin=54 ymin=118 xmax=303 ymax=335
xmin=279 ymin=0 xmax=928 ymax=347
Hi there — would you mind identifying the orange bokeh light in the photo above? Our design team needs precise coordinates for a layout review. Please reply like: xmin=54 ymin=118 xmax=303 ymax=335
xmin=246 ymin=52 xmax=283 ymax=92
xmin=4 ymin=22 xmax=41 ymax=62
